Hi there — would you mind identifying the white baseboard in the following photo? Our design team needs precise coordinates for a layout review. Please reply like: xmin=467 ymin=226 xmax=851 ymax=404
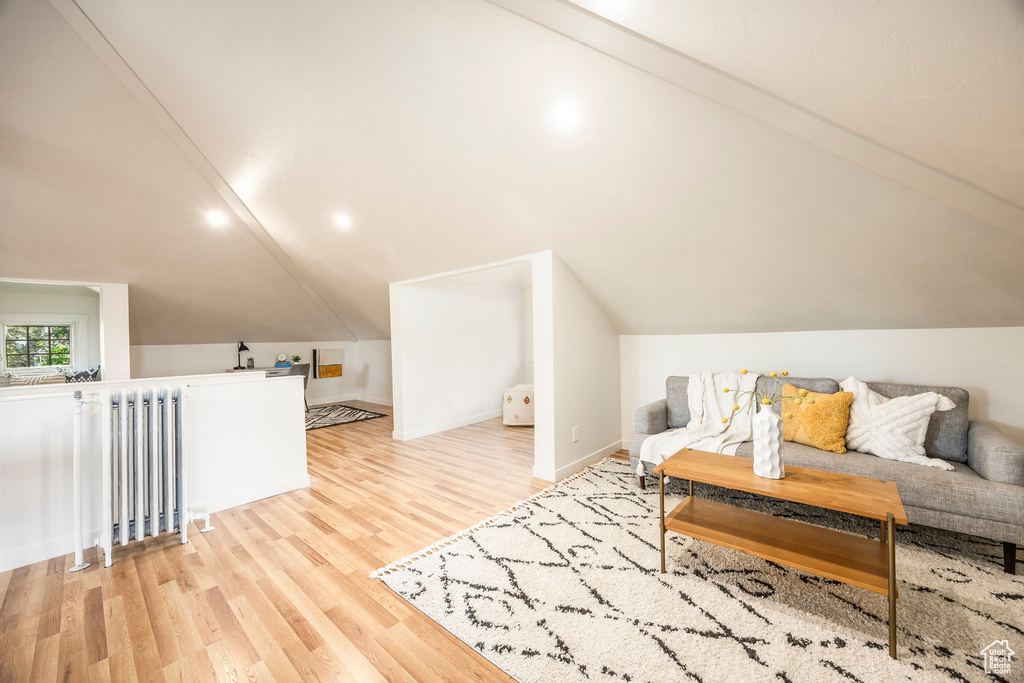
xmin=0 ymin=530 xmax=102 ymax=574
xmin=310 ymin=393 xmax=393 ymax=408
xmin=0 ymin=474 xmax=311 ymax=574
xmin=532 ymin=440 xmax=622 ymax=482
xmin=308 ymin=392 xmax=361 ymax=407
xmin=393 ymin=409 xmax=502 ymax=441
xmin=191 ymin=473 xmax=311 ymax=516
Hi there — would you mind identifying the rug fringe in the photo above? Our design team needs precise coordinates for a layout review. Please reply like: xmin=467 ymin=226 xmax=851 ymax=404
xmin=369 ymin=457 xmax=614 ymax=579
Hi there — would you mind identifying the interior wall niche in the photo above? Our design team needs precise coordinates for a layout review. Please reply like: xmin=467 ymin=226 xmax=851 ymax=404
xmin=0 ymin=281 xmax=100 ymax=373
xmin=390 ymin=259 xmax=533 ymax=442
xmin=0 ymin=279 xmax=130 ymax=382
xmin=390 ymin=251 xmax=622 ymax=482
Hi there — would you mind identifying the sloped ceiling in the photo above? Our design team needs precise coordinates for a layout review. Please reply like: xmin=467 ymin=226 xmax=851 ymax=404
xmin=0 ymin=0 xmax=354 ymax=344
xmin=1 ymin=0 xmax=1022 ymax=342
xmin=571 ymin=0 xmax=1024 ymax=206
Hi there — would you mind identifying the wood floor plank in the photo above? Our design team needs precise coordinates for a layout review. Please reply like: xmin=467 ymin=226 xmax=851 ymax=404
xmin=227 ymin=594 xmax=303 ymax=683
xmin=159 ymin=582 xmax=205 ymax=661
xmin=83 ymin=585 xmax=109 ymax=665
xmin=56 ymin=576 xmax=87 ymax=683
xmin=161 ymin=647 xmax=218 ymax=683
xmin=29 ymin=632 xmax=61 ymax=683
xmin=103 ymin=595 xmax=139 ymax=682
xmin=86 ymin=658 xmax=113 ymax=683
xmin=0 ymin=403 xmax=607 ymax=682
xmin=36 ymin=557 xmax=66 ymax=641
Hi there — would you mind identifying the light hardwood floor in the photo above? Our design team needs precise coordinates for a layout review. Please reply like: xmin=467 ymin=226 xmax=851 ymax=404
xmin=0 ymin=401 xmax=630 ymax=682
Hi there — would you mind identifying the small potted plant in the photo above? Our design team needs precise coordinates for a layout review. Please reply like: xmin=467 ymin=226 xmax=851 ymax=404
xmin=291 ymin=355 xmax=302 ymax=364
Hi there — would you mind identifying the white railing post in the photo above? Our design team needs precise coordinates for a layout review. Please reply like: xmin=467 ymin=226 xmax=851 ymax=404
xmin=178 ymin=386 xmax=188 ymax=544
xmin=69 ymin=391 xmax=94 ymax=573
xmin=100 ymin=390 xmax=112 ymax=567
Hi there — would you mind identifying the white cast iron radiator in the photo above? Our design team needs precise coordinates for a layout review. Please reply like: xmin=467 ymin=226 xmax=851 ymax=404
xmin=70 ymin=386 xmax=211 ymax=570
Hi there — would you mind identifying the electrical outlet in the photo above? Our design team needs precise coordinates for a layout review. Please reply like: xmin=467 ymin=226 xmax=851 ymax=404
xmin=445 ymin=398 xmax=453 ymax=409
xmin=572 ymin=426 xmax=579 ymax=443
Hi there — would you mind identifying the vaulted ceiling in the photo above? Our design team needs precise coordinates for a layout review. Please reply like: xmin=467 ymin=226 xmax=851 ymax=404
xmin=1 ymin=0 xmax=1022 ymax=344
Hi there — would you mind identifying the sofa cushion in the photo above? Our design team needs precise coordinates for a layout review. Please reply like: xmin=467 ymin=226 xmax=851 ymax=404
xmin=842 ymin=377 xmax=956 ymax=470
xmin=733 ymin=441 xmax=1023 ymax=527
xmin=754 ymin=376 xmax=840 ymax=415
xmin=630 ymin=433 xmax=662 ymax=465
xmin=866 ymin=382 xmax=969 ymax=463
xmin=781 ymin=383 xmax=853 ymax=454
xmin=2 ymin=370 xmax=69 ymax=386
xmin=666 ymin=376 xmax=690 ymax=429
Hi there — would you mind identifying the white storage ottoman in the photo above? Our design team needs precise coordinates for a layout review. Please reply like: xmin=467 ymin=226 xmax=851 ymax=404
xmin=503 ymin=384 xmax=535 ymax=426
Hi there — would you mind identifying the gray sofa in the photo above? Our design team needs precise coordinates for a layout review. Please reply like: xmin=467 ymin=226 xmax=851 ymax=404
xmin=631 ymin=376 xmax=1024 ymax=574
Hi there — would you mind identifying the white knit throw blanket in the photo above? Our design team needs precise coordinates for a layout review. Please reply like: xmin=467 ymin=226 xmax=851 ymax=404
xmin=637 ymin=370 xmax=758 ymax=475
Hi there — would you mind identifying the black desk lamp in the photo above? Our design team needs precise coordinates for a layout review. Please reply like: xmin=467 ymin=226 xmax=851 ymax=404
xmin=235 ymin=341 xmax=249 ymax=370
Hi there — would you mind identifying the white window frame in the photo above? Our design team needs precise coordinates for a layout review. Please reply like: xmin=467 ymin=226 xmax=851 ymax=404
xmin=1 ymin=314 xmax=89 ymax=374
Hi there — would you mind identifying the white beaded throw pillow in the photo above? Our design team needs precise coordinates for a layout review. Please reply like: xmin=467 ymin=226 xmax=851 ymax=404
xmin=840 ymin=376 xmax=956 ymax=470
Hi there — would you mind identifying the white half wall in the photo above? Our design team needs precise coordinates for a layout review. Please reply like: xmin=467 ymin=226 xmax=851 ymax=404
xmin=390 ymin=283 xmax=526 ymax=440
xmin=532 ymin=254 xmax=621 ymax=481
xmin=0 ymin=372 xmax=308 ymax=572
xmin=130 ymin=339 xmax=393 ymax=406
xmin=620 ymin=328 xmax=1024 ymax=445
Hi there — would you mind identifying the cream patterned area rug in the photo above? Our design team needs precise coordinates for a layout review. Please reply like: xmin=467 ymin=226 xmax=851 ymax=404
xmin=372 ymin=459 xmax=1023 ymax=683
xmin=304 ymin=404 xmax=386 ymax=430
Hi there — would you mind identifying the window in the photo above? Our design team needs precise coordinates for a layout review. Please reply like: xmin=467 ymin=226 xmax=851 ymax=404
xmin=3 ymin=325 xmax=73 ymax=369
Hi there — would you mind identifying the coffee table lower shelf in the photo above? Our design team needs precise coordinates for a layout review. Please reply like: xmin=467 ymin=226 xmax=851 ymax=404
xmin=662 ymin=495 xmax=899 ymax=657
xmin=666 ymin=496 xmax=893 ymax=593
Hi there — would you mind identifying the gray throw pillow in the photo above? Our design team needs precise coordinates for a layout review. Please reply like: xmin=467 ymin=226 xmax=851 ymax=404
xmin=66 ymin=366 xmax=101 ymax=383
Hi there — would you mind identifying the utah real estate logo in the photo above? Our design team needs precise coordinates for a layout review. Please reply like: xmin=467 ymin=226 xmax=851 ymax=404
xmin=981 ymin=640 xmax=1014 ymax=676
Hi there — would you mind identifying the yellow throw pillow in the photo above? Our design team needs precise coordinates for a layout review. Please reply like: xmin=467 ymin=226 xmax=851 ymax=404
xmin=781 ymin=383 xmax=854 ymax=454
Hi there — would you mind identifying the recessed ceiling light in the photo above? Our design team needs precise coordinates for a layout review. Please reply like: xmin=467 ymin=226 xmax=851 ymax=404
xmin=205 ymin=210 xmax=229 ymax=228
xmin=549 ymin=97 xmax=582 ymax=133
xmin=332 ymin=213 xmax=353 ymax=230
xmin=232 ymin=170 xmax=262 ymax=200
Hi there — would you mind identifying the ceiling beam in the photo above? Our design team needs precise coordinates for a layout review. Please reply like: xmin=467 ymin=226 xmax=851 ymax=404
xmin=48 ymin=0 xmax=358 ymax=342
xmin=487 ymin=0 xmax=1024 ymax=240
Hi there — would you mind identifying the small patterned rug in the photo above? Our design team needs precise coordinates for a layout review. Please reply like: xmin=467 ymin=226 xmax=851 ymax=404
xmin=304 ymin=404 xmax=386 ymax=430
xmin=372 ymin=459 xmax=1023 ymax=683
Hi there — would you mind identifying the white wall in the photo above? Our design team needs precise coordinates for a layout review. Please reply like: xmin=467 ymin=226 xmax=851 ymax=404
xmin=390 ymin=284 xmax=526 ymax=440
xmin=532 ymin=253 xmax=556 ymax=479
xmin=522 ymin=286 xmax=534 ymax=384
xmin=533 ymin=255 xmax=621 ymax=480
xmin=355 ymin=340 xmax=393 ymax=406
xmin=130 ymin=340 xmax=393 ymax=406
xmin=98 ymin=283 xmax=131 ymax=380
xmin=0 ymin=372 xmax=308 ymax=572
xmin=620 ymin=328 xmax=1024 ymax=444
xmin=0 ymin=283 xmax=101 ymax=369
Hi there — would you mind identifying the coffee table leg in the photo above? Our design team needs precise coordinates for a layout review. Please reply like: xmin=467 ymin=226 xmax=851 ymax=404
xmin=659 ymin=472 xmax=666 ymax=574
xmin=887 ymin=512 xmax=897 ymax=659
xmin=880 ymin=519 xmax=887 ymax=543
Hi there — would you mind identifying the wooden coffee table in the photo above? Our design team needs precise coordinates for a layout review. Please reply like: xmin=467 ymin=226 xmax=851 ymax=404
xmin=653 ymin=448 xmax=908 ymax=659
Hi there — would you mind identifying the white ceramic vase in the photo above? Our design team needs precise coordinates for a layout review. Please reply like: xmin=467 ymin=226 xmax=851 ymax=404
xmin=752 ymin=403 xmax=785 ymax=479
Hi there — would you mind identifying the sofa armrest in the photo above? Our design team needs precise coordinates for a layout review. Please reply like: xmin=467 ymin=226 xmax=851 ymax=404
xmin=967 ymin=421 xmax=1024 ymax=486
xmin=635 ymin=399 xmax=668 ymax=435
